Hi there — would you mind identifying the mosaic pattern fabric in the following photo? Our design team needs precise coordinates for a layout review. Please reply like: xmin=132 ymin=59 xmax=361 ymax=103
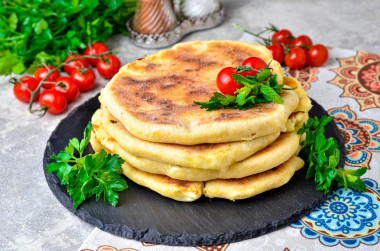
xmin=328 ymin=52 xmax=380 ymax=110
xmin=283 ymin=66 xmax=319 ymax=90
xmin=80 ymin=34 xmax=380 ymax=251
xmin=328 ymin=105 xmax=380 ymax=168
xmin=291 ymin=179 xmax=380 ymax=248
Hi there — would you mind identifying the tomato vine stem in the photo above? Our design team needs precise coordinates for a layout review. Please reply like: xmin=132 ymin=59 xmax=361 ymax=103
xmin=27 ymin=52 xmax=112 ymax=114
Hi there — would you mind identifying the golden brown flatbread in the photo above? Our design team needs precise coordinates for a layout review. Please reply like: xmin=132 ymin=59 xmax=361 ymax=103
xmin=101 ymin=40 xmax=299 ymax=145
xmin=91 ymin=133 xmax=304 ymax=201
xmin=92 ymin=118 xmax=302 ymax=181
xmin=204 ymin=156 xmax=304 ymax=200
xmin=96 ymin=107 xmax=280 ymax=171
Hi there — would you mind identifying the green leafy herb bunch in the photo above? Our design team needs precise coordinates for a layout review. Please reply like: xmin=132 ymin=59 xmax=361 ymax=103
xmin=0 ymin=0 xmax=137 ymax=75
xmin=195 ymin=63 xmax=294 ymax=111
xmin=298 ymin=116 xmax=367 ymax=194
xmin=47 ymin=122 xmax=128 ymax=208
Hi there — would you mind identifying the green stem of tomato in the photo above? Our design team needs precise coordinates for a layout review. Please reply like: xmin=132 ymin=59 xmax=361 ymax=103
xmin=233 ymin=24 xmax=272 ymax=46
xmin=27 ymin=52 xmax=112 ymax=114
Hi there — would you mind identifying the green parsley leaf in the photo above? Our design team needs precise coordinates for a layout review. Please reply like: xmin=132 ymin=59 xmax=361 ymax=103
xmin=33 ymin=19 xmax=48 ymax=35
xmin=8 ymin=13 xmax=18 ymax=31
xmin=12 ymin=61 xmax=26 ymax=74
xmin=236 ymin=86 xmax=252 ymax=105
xmin=26 ymin=52 xmax=62 ymax=74
xmin=46 ymin=122 xmax=127 ymax=208
xmin=298 ymin=116 xmax=367 ymax=194
xmin=343 ymin=166 xmax=368 ymax=177
xmin=80 ymin=121 xmax=92 ymax=154
xmin=0 ymin=50 xmax=22 ymax=76
xmin=194 ymin=92 xmax=235 ymax=111
xmin=232 ymin=74 xmax=253 ymax=87
xmin=255 ymin=68 xmax=271 ymax=82
xmin=260 ymin=84 xmax=283 ymax=104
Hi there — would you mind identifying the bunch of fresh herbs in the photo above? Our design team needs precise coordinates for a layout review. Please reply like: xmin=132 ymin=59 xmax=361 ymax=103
xmin=47 ymin=122 xmax=128 ymax=208
xmin=195 ymin=65 xmax=292 ymax=111
xmin=0 ymin=0 xmax=136 ymax=76
xmin=298 ymin=116 xmax=367 ymax=194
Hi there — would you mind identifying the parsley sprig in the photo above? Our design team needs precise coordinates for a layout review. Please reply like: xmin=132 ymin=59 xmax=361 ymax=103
xmin=0 ymin=0 xmax=137 ymax=76
xmin=195 ymin=64 xmax=291 ymax=111
xmin=47 ymin=122 xmax=127 ymax=208
xmin=298 ymin=116 xmax=367 ymax=194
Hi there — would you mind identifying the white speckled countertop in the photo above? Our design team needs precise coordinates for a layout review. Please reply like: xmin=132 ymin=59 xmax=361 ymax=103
xmin=1 ymin=0 xmax=379 ymax=250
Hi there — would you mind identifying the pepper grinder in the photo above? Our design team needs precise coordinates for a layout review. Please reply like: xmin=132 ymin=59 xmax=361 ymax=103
xmin=132 ymin=0 xmax=178 ymax=35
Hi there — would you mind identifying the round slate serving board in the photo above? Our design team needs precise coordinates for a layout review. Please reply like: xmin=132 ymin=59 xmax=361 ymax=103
xmin=43 ymin=95 xmax=345 ymax=246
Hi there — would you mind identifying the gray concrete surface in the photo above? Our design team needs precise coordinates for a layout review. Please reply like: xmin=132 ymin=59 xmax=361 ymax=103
xmin=0 ymin=0 xmax=379 ymax=250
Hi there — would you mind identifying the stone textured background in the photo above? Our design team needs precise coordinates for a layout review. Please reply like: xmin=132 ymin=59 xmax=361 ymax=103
xmin=0 ymin=0 xmax=379 ymax=250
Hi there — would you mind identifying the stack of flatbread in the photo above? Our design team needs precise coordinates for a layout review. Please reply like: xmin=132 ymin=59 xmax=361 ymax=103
xmin=90 ymin=41 xmax=312 ymax=202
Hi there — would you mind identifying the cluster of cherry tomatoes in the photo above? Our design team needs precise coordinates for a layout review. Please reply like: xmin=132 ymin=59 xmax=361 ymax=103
xmin=267 ymin=29 xmax=328 ymax=69
xmin=217 ymin=57 xmax=267 ymax=95
xmin=12 ymin=42 xmax=121 ymax=115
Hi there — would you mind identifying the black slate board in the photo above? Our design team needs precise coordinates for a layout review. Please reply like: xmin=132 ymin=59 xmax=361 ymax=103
xmin=43 ymin=95 xmax=346 ymax=246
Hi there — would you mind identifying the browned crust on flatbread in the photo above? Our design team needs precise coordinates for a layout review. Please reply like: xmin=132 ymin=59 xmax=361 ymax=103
xmin=108 ymin=41 xmax=282 ymax=126
xmin=102 ymin=41 xmax=297 ymax=145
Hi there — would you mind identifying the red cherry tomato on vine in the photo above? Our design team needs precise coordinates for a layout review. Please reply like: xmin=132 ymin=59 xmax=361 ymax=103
xmin=284 ymin=47 xmax=307 ymax=69
xmin=63 ymin=54 xmax=89 ymax=75
xmin=53 ymin=77 xmax=80 ymax=103
xmin=242 ymin=57 xmax=267 ymax=75
xmin=39 ymin=90 xmax=67 ymax=115
xmin=307 ymin=44 xmax=329 ymax=67
xmin=84 ymin=42 xmax=109 ymax=66
xmin=70 ymin=68 xmax=96 ymax=92
xmin=34 ymin=66 xmax=60 ymax=89
xmin=290 ymin=35 xmax=313 ymax=50
xmin=272 ymin=29 xmax=294 ymax=44
xmin=216 ymin=67 xmax=243 ymax=95
xmin=13 ymin=76 xmax=40 ymax=103
xmin=96 ymin=55 xmax=121 ymax=79
xmin=267 ymin=43 xmax=285 ymax=64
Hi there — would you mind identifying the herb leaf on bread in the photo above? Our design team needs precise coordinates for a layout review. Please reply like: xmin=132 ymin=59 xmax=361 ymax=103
xmin=195 ymin=65 xmax=290 ymax=111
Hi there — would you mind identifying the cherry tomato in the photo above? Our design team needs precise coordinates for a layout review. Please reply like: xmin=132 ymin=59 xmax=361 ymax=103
xmin=53 ymin=77 xmax=80 ymax=103
xmin=39 ymin=89 xmax=67 ymax=115
xmin=242 ymin=57 xmax=267 ymax=76
xmin=34 ymin=66 xmax=60 ymax=89
xmin=13 ymin=76 xmax=40 ymax=103
xmin=84 ymin=42 xmax=109 ymax=66
xmin=284 ymin=47 xmax=307 ymax=69
xmin=290 ymin=35 xmax=313 ymax=50
xmin=216 ymin=67 xmax=243 ymax=95
xmin=70 ymin=68 xmax=96 ymax=92
xmin=96 ymin=55 xmax=121 ymax=79
xmin=307 ymin=44 xmax=329 ymax=67
xmin=272 ymin=29 xmax=294 ymax=44
xmin=63 ymin=54 xmax=89 ymax=75
xmin=267 ymin=43 xmax=285 ymax=64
